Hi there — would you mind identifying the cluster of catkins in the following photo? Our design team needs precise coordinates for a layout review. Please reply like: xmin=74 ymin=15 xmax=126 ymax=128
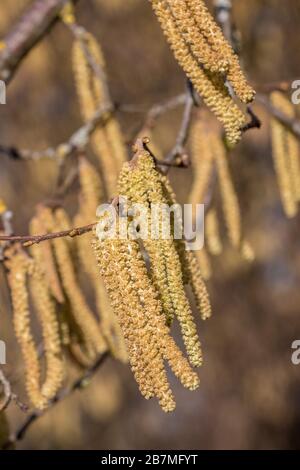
xmin=93 ymin=142 xmax=211 ymax=412
xmin=189 ymin=110 xmax=254 ymax=280
xmin=150 ymin=0 xmax=255 ymax=145
xmin=5 ymin=160 xmax=128 ymax=410
xmin=270 ymin=91 xmax=300 ymax=218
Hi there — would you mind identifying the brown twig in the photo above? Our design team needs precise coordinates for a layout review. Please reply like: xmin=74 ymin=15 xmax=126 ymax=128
xmin=2 ymin=351 xmax=109 ymax=450
xmin=0 ymin=103 xmax=114 ymax=162
xmin=256 ymin=94 xmax=300 ymax=139
xmin=0 ymin=222 xmax=96 ymax=247
xmin=0 ymin=0 xmax=79 ymax=84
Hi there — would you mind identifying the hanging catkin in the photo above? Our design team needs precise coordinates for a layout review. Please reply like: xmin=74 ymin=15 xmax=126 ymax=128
xmin=189 ymin=112 xmax=215 ymax=207
xmin=28 ymin=259 xmax=65 ymax=401
xmin=38 ymin=207 xmax=107 ymax=363
xmin=270 ymin=91 xmax=300 ymax=218
xmin=29 ymin=215 xmax=64 ymax=304
xmin=74 ymin=156 xmax=128 ymax=362
xmin=206 ymin=208 xmax=223 ymax=256
xmin=157 ymin=170 xmax=212 ymax=321
xmin=93 ymin=216 xmax=200 ymax=412
xmin=117 ymin=142 xmax=211 ymax=366
xmin=150 ymin=0 xmax=255 ymax=144
xmin=186 ymin=0 xmax=255 ymax=103
xmin=72 ymin=31 xmax=127 ymax=196
xmin=6 ymin=250 xmax=47 ymax=409
xmin=189 ymin=113 xmax=254 ymax=268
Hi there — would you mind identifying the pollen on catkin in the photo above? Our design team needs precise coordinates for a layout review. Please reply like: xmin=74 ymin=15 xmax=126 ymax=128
xmin=188 ymin=113 xmax=254 ymax=271
xmin=72 ymin=31 xmax=127 ymax=196
xmin=150 ymin=0 xmax=255 ymax=144
xmin=29 ymin=215 xmax=64 ymax=304
xmin=6 ymin=250 xmax=48 ymax=409
xmin=75 ymin=156 xmax=128 ymax=362
xmin=28 ymin=258 xmax=65 ymax=401
xmin=38 ymin=206 xmax=107 ymax=363
xmin=93 ymin=215 xmax=200 ymax=412
xmin=206 ymin=208 xmax=223 ymax=256
xmin=270 ymin=91 xmax=300 ymax=218
xmin=118 ymin=142 xmax=210 ymax=366
xmin=185 ymin=0 xmax=255 ymax=103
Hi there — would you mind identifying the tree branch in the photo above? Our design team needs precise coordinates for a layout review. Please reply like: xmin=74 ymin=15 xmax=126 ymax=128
xmin=2 ymin=351 xmax=109 ymax=450
xmin=257 ymin=94 xmax=300 ymax=139
xmin=0 ymin=0 xmax=79 ymax=84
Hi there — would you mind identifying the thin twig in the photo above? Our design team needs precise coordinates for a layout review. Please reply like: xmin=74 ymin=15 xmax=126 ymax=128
xmin=257 ymin=94 xmax=300 ymax=139
xmin=0 ymin=222 xmax=96 ymax=247
xmin=0 ymin=104 xmax=114 ymax=161
xmin=2 ymin=352 xmax=109 ymax=450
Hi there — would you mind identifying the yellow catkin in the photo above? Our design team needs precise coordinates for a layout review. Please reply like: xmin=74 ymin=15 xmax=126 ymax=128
xmin=157 ymin=171 xmax=211 ymax=320
xmin=213 ymin=137 xmax=242 ymax=248
xmin=75 ymin=157 xmax=127 ymax=361
xmin=118 ymin=159 xmax=175 ymax=325
xmin=195 ymin=248 xmax=212 ymax=280
xmin=39 ymin=207 xmax=107 ymax=362
xmin=93 ymin=222 xmax=200 ymax=411
xmin=168 ymin=0 xmax=229 ymax=73
xmin=28 ymin=259 xmax=65 ymax=401
xmin=6 ymin=251 xmax=47 ymax=409
xmin=120 ymin=148 xmax=205 ymax=367
xmin=29 ymin=215 xmax=64 ymax=304
xmin=189 ymin=113 xmax=215 ymax=207
xmin=186 ymin=0 xmax=255 ymax=103
xmin=205 ymin=208 xmax=223 ymax=256
xmin=74 ymin=213 xmax=128 ymax=363
xmin=184 ymin=250 xmax=212 ymax=320
xmin=72 ymin=32 xmax=127 ymax=196
xmin=270 ymin=91 xmax=300 ymax=218
xmin=150 ymin=0 xmax=250 ymax=144
xmin=78 ymin=156 xmax=103 ymax=221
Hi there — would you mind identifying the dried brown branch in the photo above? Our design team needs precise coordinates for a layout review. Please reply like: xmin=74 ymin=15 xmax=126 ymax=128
xmin=2 ymin=351 xmax=109 ymax=450
xmin=0 ymin=0 xmax=79 ymax=84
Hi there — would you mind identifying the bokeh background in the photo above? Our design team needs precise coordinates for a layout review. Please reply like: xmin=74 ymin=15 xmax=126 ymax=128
xmin=1 ymin=0 xmax=300 ymax=450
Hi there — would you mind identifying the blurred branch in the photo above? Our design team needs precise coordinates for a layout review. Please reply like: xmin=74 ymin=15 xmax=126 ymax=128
xmin=0 ymin=103 xmax=113 ymax=161
xmin=0 ymin=0 xmax=79 ymax=84
xmin=0 ymin=370 xmax=12 ymax=412
xmin=255 ymin=79 xmax=298 ymax=94
xmin=257 ymin=94 xmax=300 ymax=139
xmin=2 ymin=351 xmax=109 ymax=450
xmin=162 ymin=84 xmax=194 ymax=171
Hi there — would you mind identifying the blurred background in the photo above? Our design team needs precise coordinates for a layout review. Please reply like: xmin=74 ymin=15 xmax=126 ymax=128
xmin=1 ymin=0 xmax=300 ymax=450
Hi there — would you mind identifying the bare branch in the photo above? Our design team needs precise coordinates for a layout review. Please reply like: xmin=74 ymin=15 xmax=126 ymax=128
xmin=257 ymin=94 xmax=300 ymax=139
xmin=2 ymin=352 xmax=109 ymax=450
xmin=0 ymin=0 xmax=79 ymax=84
xmin=0 ymin=103 xmax=113 ymax=161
